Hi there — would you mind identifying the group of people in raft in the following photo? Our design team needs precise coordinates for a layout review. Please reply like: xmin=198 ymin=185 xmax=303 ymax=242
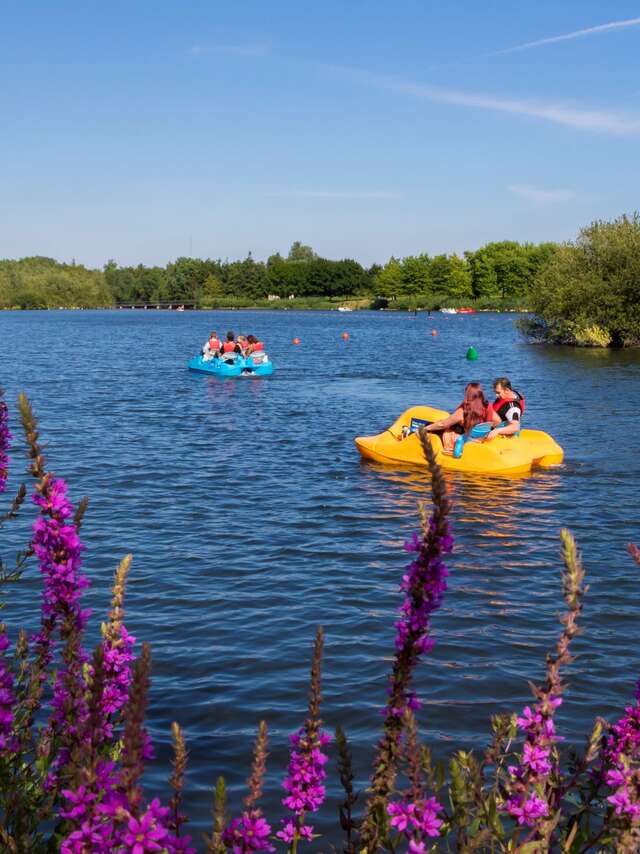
xmin=201 ymin=330 xmax=268 ymax=364
xmin=421 ymin=377 xmax=525 ymax=454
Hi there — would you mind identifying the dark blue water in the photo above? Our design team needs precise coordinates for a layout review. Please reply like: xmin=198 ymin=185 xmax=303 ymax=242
xmin=1 ymin=309 xmax=639 ymax=845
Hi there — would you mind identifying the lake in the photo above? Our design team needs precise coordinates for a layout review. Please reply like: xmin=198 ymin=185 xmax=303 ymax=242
xmin=1 ymin=308 xmax=639 ymax=845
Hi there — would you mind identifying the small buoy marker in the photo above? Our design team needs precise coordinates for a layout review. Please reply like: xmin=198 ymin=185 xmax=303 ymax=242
xmin=431 ymin=329 xmax=437 ymax=337
xmin=293 ymin=337 xmax=301 ymax=345
xmin=341 ymin=331 xmax=349 ymax=340
xmin=466 ymin=345 xmax=478 ymax=361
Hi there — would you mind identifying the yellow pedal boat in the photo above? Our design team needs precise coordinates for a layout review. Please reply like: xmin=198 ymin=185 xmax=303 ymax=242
xmin=355 ymin=405 xmax=564 ymax=476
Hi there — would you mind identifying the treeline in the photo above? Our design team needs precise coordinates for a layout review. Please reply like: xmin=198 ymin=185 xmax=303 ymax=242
xmin=373 ymin=241 xmax=557 ymax=305
xmin=0 ymin=257 xmax=111 ymax=309
xmin=0 ymin=240 xmax=558 ymax=310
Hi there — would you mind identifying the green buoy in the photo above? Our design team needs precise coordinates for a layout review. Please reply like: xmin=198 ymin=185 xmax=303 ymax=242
xmin=466 ymin=346 xmax=478 ymax=361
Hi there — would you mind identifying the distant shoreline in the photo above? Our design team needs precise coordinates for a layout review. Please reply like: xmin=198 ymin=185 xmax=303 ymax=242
xmin=1 ymin=304 xmax=530 ymax=313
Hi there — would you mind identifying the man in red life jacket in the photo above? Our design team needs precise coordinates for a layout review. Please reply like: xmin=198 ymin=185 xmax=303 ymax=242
xmin=220 ymin=331 xmax=241 ymax=361
xmin=484 ymin=376 xmax=525 ymax=441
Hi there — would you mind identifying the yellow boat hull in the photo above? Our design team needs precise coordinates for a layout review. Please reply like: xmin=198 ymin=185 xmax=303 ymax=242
xmin=355 ymin=406 xmax=564 ymax=476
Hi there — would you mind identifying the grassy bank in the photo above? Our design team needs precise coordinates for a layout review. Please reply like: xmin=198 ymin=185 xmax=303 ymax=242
xmin=199 ymin=295 xmax=529 ymax=312
xmin=199 ymin=296 xmax=371 ymax=311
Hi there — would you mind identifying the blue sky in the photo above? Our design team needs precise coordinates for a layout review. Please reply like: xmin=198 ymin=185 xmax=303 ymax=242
xmin=1 ymin=0 xmax=639 ymax=267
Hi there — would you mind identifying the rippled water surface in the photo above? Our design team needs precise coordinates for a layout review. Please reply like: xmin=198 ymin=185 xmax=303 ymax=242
xmin=1 ymin=309 xmax=639 ymax=843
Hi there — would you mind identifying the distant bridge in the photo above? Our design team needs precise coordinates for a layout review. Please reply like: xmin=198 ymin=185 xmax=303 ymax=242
xmin=115 ymin=301 xmax=197 ymax=310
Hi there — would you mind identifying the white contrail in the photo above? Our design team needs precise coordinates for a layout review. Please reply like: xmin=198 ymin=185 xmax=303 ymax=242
xmin=329 ymin=66 xmax=640 ymax=136
xmin=493 ymin=16 xmax=640 ymax=55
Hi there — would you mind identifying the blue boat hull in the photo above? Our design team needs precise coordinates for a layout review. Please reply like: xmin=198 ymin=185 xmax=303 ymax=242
xmin=188 ymin=355 xmax=274 ymax=377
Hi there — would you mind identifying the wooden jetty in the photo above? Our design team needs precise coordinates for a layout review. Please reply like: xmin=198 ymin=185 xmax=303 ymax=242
xmin=116 ymin=301 xmax=197 ymax=310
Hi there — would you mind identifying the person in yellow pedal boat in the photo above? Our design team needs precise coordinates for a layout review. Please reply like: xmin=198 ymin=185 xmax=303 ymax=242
xmin=483 ymin=376 xmax=525 ymax=442
xmin=423 ymin=382 xmax=495 ymax=454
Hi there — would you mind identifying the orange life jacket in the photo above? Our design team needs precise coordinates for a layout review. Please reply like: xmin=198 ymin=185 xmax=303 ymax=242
xmin=208 ymin=337 xmax=220 ymax=351
xmin=222 ymin=341 xmax=236 ymax=353
xmin=252 ymin=341 xmax=265 ymax=352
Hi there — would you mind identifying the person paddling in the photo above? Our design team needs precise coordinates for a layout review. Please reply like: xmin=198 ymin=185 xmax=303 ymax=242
xmin=246 ymin=334 xmax=267 ymax=363
xmin=484 ymin=376 xmax=525 ymax=441
xmin=220 ymin=331 xmax=241 ymax=361
xmin=202 ymin=330 xmax=221 ymax=360
xmin=423 ymin=382 xmax=494 ymax=454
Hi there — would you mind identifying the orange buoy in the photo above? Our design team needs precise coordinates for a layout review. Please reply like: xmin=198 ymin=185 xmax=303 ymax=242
xmin=341 ymin=332 xmax=349 ymax=340
xmin=293 ymin=337 xmax=301 ymax=345
xmin=431 ymin=329 xmax=437 ymax=337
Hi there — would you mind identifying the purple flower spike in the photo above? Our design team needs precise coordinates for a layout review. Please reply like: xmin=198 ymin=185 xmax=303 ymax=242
xmin=277 ymin=725 xmax=329 ymax=846
xmin=30 ymin=476 xmax=92 ymax=781
xmin=0 ymin=391 xmax=11 ymax=493
xmin=277 ymin=629 xmax=329 ymax=850
xmin=361 ymin=436 xmax=452 ymax=852
xmin=0 ymin=628 xmax=17 ymax=754
xmin=32 ymin=478 xmax=89 ymax=641
xmin=603 ymin=693 xmax=640 ymax=819
xmin=501 ymin=530 xmax=586 ymax=833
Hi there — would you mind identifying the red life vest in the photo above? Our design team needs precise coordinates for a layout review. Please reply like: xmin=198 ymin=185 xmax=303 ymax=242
xmin=208 ymin=337 xmax=220 ymax=351
xmin=493 ymin=391 xmax=525 ymax=422
xmin=222 ymin=341 xmax=236 ymax=353
xmin=252 ymin=341 xmax=265 ymax=352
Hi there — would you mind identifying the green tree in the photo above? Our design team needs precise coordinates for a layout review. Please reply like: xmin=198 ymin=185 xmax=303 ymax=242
xmin=374 ymin=257 xmax=403 ymax=298
xmin=446 ymin=254 xmax=473 ymax=299
xmin=401 ymin=254 xmax=431 ymax=295
xmin=287 ymin=241 xmax=316 ymax=262
xmin=523 ymin=214 xmax=640 ymax=347
xmin=466 ymin=248 xmax=500 ymax=299
xmin=202 ymin=273 xmax=223 ymax=301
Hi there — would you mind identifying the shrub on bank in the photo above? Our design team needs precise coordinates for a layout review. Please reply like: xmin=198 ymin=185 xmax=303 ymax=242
xmin=1 ymin=388 xmax=640 ymax=852
xmin=519 ymin=214 xmax=640 ymax=348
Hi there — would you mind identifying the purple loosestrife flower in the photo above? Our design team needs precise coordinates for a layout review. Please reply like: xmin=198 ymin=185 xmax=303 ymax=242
xmin=31 ymin=477 xmax=90 ymax=652
xmin=0 ymin=391 xmax=10 ymax=493
xmin=387 ymin=796 xmax=444 ymax=849
xmin=123 ymin=806 xmax=169 ymax=853
xmin=361 ymin=434 xmax=452 ymax=851
xmin=602 ymin=552 xmax=640 ymax=827
xmin=223 ymin=811 xmax=275 ymax=853
xmin=224 ymin=721 xmax=273 ymax=853
xmin=31 ymin=476 xmax=92 ymax=780
xmin=504 ymin=794 xmax=550 ymax=826
xmin=100 ymin=555 xmax=136 ymax=725
xmin=602 ymin=679 xmax=640 ymax=820
xmin=0 ymin=627 xmax=17 ymax=753
xmin=101 ymin=624 xmax=136 ymax=716
xmin=61 ymin=778 xmax=196 ymax=854
xmin=276 ymin=725 xmax=330 ymax=846
xmin=277 ymin=628 xmax=330 ymax=851
xmin=501 ymin=530 xmax=585 ymax=835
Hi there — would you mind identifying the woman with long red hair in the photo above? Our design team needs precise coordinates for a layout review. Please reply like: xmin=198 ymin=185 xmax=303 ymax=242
xmin=424 ymin=382 xmax=495 ymax=454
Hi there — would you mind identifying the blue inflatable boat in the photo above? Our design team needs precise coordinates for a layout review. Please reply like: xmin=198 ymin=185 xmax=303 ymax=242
xmin=188 ymin=355 xmax=274 ymax=377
